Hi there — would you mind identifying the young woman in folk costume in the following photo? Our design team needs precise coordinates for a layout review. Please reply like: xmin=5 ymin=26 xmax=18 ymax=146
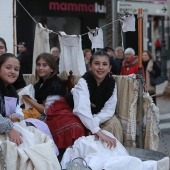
xmin=0 ymin=53 xmax=23 ymax=145
xmin=46 ymin=50 xmax=122 ymax=151
xmin=22 ymin=53 xmax=66 ymax=121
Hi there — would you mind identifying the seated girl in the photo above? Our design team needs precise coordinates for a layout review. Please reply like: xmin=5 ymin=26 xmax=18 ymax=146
xmin=46 ymin=50 xmax=123 ymax=152
xmin=0 ymin=53 xmax=23 ymax=145
xmin=0 ymin=53 xmax=61 ymax=169
xmin=22 ymin=53 xmax=66 ymax=121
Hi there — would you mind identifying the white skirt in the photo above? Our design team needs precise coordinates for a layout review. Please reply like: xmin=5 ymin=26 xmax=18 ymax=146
xmin=61 ymin=130 xmax=169 ymax=170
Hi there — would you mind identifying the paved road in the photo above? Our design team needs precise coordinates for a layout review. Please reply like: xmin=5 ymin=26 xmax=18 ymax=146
xmin=157 ymin=94 xmax=170 ymax=131
xmin=156 ymin=87 xmax=170 ymax=156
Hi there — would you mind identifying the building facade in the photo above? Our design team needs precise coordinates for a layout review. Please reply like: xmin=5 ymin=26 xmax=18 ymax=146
xmin=16 ymin=0 xmax=106 ymax=55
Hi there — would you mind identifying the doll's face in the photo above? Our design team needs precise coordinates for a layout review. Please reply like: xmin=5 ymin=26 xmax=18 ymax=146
xmin=89 ymin=55 xmax=111 ymax=84
xmin=0 ymin=58 xmax=19 ymax=86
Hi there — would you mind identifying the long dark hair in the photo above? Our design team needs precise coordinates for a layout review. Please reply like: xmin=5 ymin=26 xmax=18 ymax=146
xmin=89 ymin=50 xmax=110 ymax=64
xmin=0 ymin=53 xmax=19 ymax=68
xmin=0 ymin=37 xmax=7 ymax=51
xmin=0 ymin=53 xmax=19 ymax=99
xmin=35 ymin=53 xmax=57 ymax=79
xmin=142 ymin=50 xmax=152 ymax=60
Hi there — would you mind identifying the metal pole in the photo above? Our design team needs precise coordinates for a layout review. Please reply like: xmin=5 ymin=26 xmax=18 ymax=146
xmin=161 ymin=16 xmax=168 ymax=80
xmin=137 ymin=8 xmax=144 ymax=149
xmin=112 ymin=0 xmax=118 ymax=49
xmin=168 ymin=17 xmax=170 ymax=59
xmin=13 ymin=0 xmax=17 ymax=55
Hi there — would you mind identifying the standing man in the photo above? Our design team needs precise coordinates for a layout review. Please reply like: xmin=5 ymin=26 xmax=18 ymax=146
xmin=17 ymin=42 xmax=32 ymax=74
xmin=104 ymin=46 xmax=120 ymax=75
xmin=115 ymin=46 xmax=124 ymax=74
xmin=83 ymin=48 xmax=92 ymax=71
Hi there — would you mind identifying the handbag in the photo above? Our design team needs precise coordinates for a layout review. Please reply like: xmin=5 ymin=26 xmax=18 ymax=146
xmin=66 ymin=157 xmax=92 ymax=170
xmin=150 ymin=74 xmax=164 ymax=86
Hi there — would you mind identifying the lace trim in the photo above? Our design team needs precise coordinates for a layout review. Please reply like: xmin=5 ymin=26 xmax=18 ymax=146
xmin=143 ymin=93 xmax=159 ymax=150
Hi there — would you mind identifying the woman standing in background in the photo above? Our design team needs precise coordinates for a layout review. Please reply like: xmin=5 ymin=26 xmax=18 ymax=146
xmin=142 ymin=50 xmax=161 ymax=104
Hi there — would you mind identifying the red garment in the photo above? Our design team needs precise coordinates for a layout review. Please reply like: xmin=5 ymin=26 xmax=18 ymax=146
xmin=121 ymin=57 xmax=139 ymax=75
xmin=46 ymin=98 xmax=85 ymax=148
xmin=155 ymin=40 xmax=161 ymax=48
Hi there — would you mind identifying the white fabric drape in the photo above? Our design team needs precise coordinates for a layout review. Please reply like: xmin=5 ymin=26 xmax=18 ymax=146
xmin=32 ymin=23 xmax=51 ymax=74
xmin=0 ymin=126 xmax=61 ymax=170
xmin=88 ymin=28 xmax=104 ymax=50
xmin=119 ymin=14 xmax=136 ymax=32
xmin=18 ymin=84 xmax=36 ymax=109
xmin=58 ymin=32 xmax=86 ymax=77
xmin=61 ymin=130 xmax=162 ymax=170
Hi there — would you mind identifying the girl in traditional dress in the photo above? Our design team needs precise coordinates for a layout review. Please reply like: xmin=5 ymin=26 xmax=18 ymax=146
xmin=46 ymin=50 xmax=120 ymax=152
xmin=0 ymin=53 xmax=23 ymax=145
xmin=22 ymin=53 xmax=66 ymax=121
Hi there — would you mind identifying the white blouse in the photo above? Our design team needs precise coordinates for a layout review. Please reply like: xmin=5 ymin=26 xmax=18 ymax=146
xmin=72 ymin=78 xmax=117 ymax=134
xmin=44 ymin=95 xmax=62 ymax=115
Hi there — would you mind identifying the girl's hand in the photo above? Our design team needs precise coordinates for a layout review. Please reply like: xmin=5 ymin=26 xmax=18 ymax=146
xmin=95 ymin=130 xmax=116 ymax=148
xmin=23 ymin=95 xmax=31 ymax=101
xmin=7 ymin=128 xmax=23 ymax=146
xmin=8 ymin=114 xmax=20 ymax=122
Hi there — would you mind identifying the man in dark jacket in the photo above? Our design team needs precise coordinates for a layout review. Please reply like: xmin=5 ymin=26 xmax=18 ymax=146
xmin=17 ymin=42 xmax=32 ymax=74
xmin=104 ymin=47 xmax=120 ymax=75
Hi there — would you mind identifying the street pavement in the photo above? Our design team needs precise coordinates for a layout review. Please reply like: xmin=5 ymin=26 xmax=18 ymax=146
xmin=156 ymin=81 xmax=170 ymax=157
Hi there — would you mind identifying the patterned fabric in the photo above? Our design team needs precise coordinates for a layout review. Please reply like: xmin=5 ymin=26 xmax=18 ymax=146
xmin=22 ymin=108 xmax=40 ymax=120
xmin=113 ymin=74 xmax=160 ymax=150
xmin=113 ymin=74 xmax=138 ymax=147
xmin=46 ymin=98 xmax=85 ymax=148
xmin=143 ymin=93 xmax=159 ymax=150
xmin=100 ymin=115 xmax=123 ymax=143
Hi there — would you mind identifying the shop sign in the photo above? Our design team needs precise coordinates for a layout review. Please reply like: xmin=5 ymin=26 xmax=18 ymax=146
xmin=117 ymin=1 xmax=168 ymax=16
xmin=128 ymin=0 xmax=167 ymax=2
xmin=49 ymin=1 xmax=106 ymax=13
